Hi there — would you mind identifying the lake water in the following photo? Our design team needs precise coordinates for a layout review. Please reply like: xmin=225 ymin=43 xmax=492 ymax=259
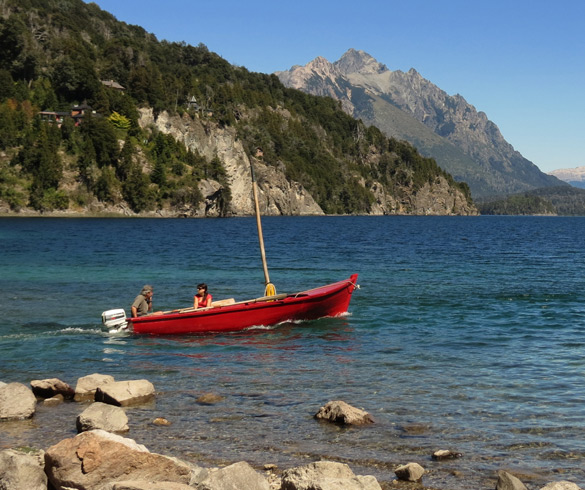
xmin=1 ymin=216 xmax=585 ymax=489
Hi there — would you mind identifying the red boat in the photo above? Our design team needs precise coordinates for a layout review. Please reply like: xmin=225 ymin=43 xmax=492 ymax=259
xmin=118 ymin=274 xmax=358 ymax=335
xmin=101 ymin=160 xmax=359 ymax=335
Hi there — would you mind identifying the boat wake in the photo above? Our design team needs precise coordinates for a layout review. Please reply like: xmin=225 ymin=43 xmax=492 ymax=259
xmin=0 ymin=324 xmax=104 ymax=341
xmin=245 ymin=324 xmax=277 ymax=331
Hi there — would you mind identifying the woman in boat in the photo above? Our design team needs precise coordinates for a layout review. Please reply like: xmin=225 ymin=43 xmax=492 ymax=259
xmin=193 ymin=283 xmax=213 ymax=309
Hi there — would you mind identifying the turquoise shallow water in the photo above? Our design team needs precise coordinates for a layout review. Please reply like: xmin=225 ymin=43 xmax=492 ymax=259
xmin=1 ymin=216 xmax=585 ymax=489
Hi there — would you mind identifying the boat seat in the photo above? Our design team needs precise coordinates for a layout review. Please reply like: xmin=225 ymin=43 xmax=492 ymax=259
xmin=211 ymin=298 xmax=236 ymax=307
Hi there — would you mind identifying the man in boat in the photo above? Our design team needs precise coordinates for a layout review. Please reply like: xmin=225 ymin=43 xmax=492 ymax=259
xmin=131 ymin=285 xmax=155 ymax=317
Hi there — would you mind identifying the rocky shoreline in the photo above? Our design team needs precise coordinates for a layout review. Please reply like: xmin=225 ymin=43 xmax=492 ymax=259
xmin=0 ymin=375 xmax=581 ymax=490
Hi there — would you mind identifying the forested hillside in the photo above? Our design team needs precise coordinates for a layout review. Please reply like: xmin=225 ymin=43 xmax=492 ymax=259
xmin=0 ymin=0 xmax=475 ymax=216
xmin=478 ymin=186 xmax=585 ymax=216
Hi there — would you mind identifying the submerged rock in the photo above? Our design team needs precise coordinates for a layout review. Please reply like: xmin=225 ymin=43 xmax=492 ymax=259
xmin=196 ymin=392 xmax=225 ymax=405
xmin=314 ymin=400 xmax=374 ymax=425
xmin=394 ymin=462 xmax=425 ymax=482
xmin=432 ymin=449 xmax=462 ymax=460
xmin=43 ymin=394 xmax=64 ymax=407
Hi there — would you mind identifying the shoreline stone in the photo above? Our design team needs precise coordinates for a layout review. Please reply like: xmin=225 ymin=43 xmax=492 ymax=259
xmin=0 ymin=448 xmax=47 ymax=490
xmin=0 ymin=382 xmax=37 ymax=420
xmin=76 ymin=402 xmax=129 ymax=433
xmin=30 ymin=378 xmax=75 ymax=400
xmin=44 ymin=429 xmax=198 ymax=489
xmin=1 ymin=375 xmax=582 ymax=490
xmin=74 ymin=373 xmax=116 ymax=401
xmin=95 ymin=379 xmax=155 ymax=406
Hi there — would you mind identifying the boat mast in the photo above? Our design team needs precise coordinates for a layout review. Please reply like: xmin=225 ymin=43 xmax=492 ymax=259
xmin=251 ymin=149 xmax=276 ymax=296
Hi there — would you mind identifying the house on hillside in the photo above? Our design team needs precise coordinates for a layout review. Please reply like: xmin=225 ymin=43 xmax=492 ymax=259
xmin=186 ymin=94 xmax=214 ymax=118
xmin=187 ymin=95 xmax=199 ymax=111
xmin=101 ymin=79 xmax=125 ymax=91
xmin=38 ymin=102 xmax=97 ymax=127
xmin=71 ymin=103 xmax=95 ymax=125
xmin=39 ymin=111 xmax=69 ymax=127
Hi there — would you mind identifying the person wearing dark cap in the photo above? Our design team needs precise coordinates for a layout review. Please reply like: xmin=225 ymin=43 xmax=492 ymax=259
xmin=131 ymin=285 xmax=154 ymax=317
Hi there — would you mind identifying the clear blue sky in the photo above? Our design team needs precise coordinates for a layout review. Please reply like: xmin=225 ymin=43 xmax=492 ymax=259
xmin=88 ymin=0 xmax=584 ymax=173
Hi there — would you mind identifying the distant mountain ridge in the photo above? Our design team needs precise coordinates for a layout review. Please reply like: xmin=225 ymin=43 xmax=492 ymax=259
xmin=276 ymin=49 xmax=565 ymax=199
xmin=549 ymin=166 xmax=585 ymax=189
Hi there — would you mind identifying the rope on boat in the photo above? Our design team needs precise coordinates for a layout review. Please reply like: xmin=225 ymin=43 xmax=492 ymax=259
xmin=264 ymin=282 xmax=276 ymax=297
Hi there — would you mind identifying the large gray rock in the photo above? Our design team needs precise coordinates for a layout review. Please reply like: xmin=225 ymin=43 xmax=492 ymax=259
xmin=0 ymin=448 xmax=47 ymax=490
xmin=0 ymin=382 xmax=36 ymax=420
xmin=198 ymin=461 xmax=270 ymax=490
xmin=30 ymin=377 xmax=75 ymax=399
xmin=76 ymin=402 xmax=129 ymax=433
xmin=95 ymin=380 xmax=155 ymax=406
xmin=44 ymin=429 xmax=199 ymax=489
xmin=314 ymin=400 xmax=374 ymax=426
xmin=280 ymin=461 xmax=382 ymax=490
xmin=75 ymin=373 xmax=115 ymax=401
xmin=496 ymin=470 xmax=528 ymax=490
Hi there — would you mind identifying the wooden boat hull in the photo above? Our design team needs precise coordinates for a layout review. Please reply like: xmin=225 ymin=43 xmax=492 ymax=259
xmin=128 ymin=274 xmax=358 ymax=335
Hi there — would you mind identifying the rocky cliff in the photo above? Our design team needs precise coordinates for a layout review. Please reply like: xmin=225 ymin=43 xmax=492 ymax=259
xmin=139 ymin=108 xmax=323 ymax=217
xmin=0 ymin=107 xmax=477 ymax=218
xmin=139 ymin=109 xmax=477 ymax=217
xmin=276 ymin=49 xmax=566 ymax=199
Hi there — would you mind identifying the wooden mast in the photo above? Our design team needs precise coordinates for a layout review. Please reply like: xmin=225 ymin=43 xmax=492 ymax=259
xmin=251 ymin=148 xmax=276 ymax=296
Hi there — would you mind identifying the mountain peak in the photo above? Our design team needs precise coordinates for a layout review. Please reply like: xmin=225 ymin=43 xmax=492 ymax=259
xmin=276 ymin=49 xmax=564 ymax=198
xmin=334 ymin=49 xmax=389 ymax=76
xmin=275 ymin=55 xmax=340 ymax=91
xmin=306 ymin=55 xmax=335 ymax=72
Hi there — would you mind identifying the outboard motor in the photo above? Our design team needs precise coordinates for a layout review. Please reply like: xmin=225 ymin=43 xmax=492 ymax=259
xmin=101 ymin=308 xmax=128 ymax=332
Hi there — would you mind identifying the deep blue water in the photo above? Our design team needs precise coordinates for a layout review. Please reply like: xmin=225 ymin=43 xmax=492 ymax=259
xmin=1 ymin=216 xmax=585 ymax=489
